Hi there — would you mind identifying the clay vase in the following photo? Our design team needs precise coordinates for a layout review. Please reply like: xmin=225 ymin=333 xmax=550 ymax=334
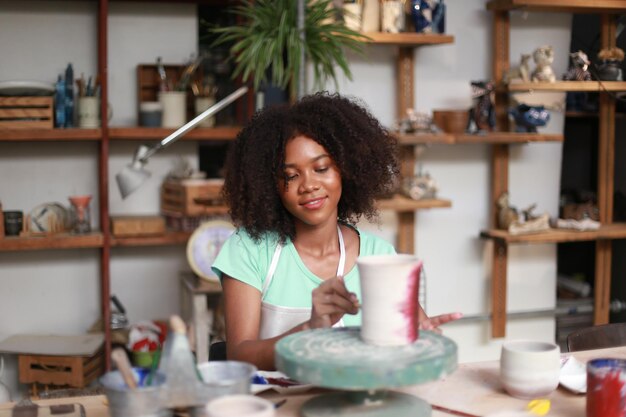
xmin=68 ymin=195 xmax=92 ymax=234
xmin=500 ymin=340 xmax=560 ymax=399
xmin=596 ymin=60 xmax=623 ymax=81
xmin=357 ymin=254 xmax=423 ymax=346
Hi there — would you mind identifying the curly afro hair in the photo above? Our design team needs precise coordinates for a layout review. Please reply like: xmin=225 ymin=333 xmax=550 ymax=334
xmin=222 ymin=92 xmax=399 ymax=243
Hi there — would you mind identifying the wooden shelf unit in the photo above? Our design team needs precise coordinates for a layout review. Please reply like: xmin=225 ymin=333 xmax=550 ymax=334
xmin=481 ymin=224 xmax=626 ymax=244
xmin=0 ymin=128 xmax=102 ymax=141
xmin=0 ymin=233 xmax=104 ymax=252
xmin=486 ymin=2 xmax=626 ymax=338
xmin=109 ymin=126 xmax=241 ymax=141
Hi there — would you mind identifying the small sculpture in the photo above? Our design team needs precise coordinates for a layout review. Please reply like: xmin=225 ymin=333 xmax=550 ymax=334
xmin=531 ymin=46 xmax=556 ymax=83
xmin=509 ymin=104 xmax=550 ymax=133
xmin=401 ymin=168 xmax=438 ymax=201
xmin=466 ymin=80 xmax=495 ymax=134
xmin=596 ymin=46 xmax=625 ymax=81
xmin=562 ymin=51 xmax=592 ymax=81
xmin=497 ymin=192 xmax=550 ymax=235
xmin=397 ymin=108 xmax=440 ymax=134
xmin=504 ymin=54 xmax=531 ymax=84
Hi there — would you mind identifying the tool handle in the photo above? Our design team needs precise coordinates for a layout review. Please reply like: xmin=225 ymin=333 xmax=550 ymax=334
xmin=169 ymin=315 xmax=187 ymax=335
xmin=111 ymin=348 xmax=137 ymax=389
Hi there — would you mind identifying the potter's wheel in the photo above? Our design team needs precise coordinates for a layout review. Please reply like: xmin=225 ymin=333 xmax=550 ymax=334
xmin=275 ymin=327 xmax=457 ymax=417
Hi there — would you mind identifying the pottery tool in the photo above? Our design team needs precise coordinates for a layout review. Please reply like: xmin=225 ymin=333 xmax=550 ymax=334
xmin=144 ymin=349 xmax=161 ymax=387
xmin=276 ymin=327 xmax=457 ymax=417
xmin=160 ymin=315 xmax=205 ymax=408
xmin=110 ymin=348 xmax=137 ymax=390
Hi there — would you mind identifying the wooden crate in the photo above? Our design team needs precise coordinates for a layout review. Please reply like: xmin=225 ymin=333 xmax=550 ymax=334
xmin=161 ymin=179 xmax=225 ymax=216
xmin=111 ymin=215 xmax=166 ymax=237
xmin=0 ymin=96 xmax=53 ymax=129
xmin=18 ymin=348 xmax=104 ymax=389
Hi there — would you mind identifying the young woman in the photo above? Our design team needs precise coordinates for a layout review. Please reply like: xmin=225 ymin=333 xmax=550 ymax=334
xmin=212 ymin=93 xmax=461 ymax=370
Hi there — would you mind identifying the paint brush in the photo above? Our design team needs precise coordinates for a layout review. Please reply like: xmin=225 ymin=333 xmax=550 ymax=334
xmin=431 ymin=404 xmax=481 ymax=417
xmin=111 ymin=348 xmax=137 ymax=390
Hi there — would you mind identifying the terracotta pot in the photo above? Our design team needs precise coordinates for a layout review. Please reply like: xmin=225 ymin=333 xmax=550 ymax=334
xmin=432 ymin=109 xmax=469 ymax=134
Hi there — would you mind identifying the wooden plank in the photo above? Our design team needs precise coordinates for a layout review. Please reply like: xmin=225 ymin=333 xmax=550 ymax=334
xmin=594 ymin=240 xmax=612 ymax=325
xmin=111 ymin=231 xmax=192 ymax=247
xmin=507 ymin=81 xmax=626 ymax=92
xmin=364 ymin=32 xmax=454 ymax=46
xmin=397 ymin=212 xmax=415 ymax=254
xmin=492 ymin=240 xmax=508 ymax=338
xmin=491 ymin=145 xmax=509 ymax=229
xmin=376 ymin=195 xmax=452 ymax=212
xmin=487 ymin=0 xmax=626 ymax=13
xmin=480 ymin=223 xmax=626 ymax=243
xmin=0 ymin=128 xmax=101 ymax=141
xmin=0 ymin=233 xmax=104 ymax=251
xmin=109 ymin=126 xmax=240 ymax=141
xmin=396 ymin=47 xmax=414 ymax=120
xmin=395 ymin=132 xmax=455 ymax=145
xmin=455 ymin=132 xmax=562 ymax=144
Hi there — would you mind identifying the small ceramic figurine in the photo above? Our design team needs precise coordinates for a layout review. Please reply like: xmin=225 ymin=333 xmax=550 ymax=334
xmin=504 ymin=53 xmax=531 ymax=84
xmin=531 ymin=45 xmax=556 ymax=83
xmin=401 ymin=169 xmax=438 ymax=201
xmin=397 ymin=108 xmax=440 ymax=134
xmin=466 ymin=80 xmax=495 ymax=134
xmin=562 ymin=50 xmax=592 ymax=81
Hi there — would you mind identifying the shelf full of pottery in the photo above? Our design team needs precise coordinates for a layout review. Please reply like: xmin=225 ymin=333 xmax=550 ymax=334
xmin=0 ymin=195 xmax=102 ymax=252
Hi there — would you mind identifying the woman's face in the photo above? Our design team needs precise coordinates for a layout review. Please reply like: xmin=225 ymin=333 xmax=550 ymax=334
xmin=278 ymin=135 xmax=342 ymax=228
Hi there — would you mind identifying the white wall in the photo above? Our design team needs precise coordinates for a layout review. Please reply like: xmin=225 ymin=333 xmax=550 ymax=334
xmin=0 ymin=0 xmax=571 ymax=397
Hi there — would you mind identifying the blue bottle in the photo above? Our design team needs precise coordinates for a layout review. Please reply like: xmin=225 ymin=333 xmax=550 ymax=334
xmin=55 ymin=75 xmax=66 ymax=128
xmin=65 ymin=63 xmax=74 ymax=127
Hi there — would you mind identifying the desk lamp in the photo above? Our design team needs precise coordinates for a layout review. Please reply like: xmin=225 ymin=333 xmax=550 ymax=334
xmin=116 ymin=86 xmax=248 ymax=199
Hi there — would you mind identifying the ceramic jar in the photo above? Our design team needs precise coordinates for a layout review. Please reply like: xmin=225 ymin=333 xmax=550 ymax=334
xmin=500 ymin=340 xmax=560 ymax=399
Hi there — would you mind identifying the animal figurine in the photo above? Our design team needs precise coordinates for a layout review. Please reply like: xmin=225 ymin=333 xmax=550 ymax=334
xmin=466 ymin=80 xmax=495 ymax=134
xmin=531 ymin=45 xmax=556 ymax=83
xmin=504 ymin=53 xmax=531 ymax=84
xmin=562 ymin=50 xmax=592 ymax=81
xmin=497 ymin=192 xmax=519 ymax=230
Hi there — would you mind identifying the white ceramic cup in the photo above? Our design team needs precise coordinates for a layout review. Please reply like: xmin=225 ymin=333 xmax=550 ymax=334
xmin=195 ymin=96 xmax=216 ymax=127
xmin=500 ymin=340 xmax=561 ymax=399
xmin=205 ymin=395 xmax=275 ymax=417
xmin=159 ymin=91 xmax=187 ymax=128
xmin=78 ymin=96 xmax=101 ymax=128
xmin=357 ymin=254 xmax=422 ymax=346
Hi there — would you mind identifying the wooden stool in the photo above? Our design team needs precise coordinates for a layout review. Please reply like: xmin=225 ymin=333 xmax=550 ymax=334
xmin=179 ymin=272 xmax=222 ymax=363
xmin=18 ymin=349 xmax=104 ymax=397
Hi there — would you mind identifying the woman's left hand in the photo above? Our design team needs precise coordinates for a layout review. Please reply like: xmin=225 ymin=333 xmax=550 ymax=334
xmin=419 ymin=312 xmax=463 ymax=334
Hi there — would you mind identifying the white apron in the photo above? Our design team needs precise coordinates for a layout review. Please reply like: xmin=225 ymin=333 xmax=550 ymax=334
xmin=258 ymin=226 xmax=346 ymax=339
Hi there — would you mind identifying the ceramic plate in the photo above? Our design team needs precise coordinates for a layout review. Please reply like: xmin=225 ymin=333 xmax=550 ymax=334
xmin=559 ymin=356 xmax=587 ymax=394
xmin=251 ymin=371 xmax=313 ymax=395
xmin=0 ymin=80 xmax=54 ymax=96
xmin=186 ymin=220 xmax=235 ymax=282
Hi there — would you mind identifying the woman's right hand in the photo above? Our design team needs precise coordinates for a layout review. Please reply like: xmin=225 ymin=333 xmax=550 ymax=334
xmin=308 ymin=276 xmax=360 ymax=329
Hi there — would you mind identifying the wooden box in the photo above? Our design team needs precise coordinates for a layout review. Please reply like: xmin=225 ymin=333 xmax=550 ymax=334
xmin=111 ymin=215 xmax=166 ymax=237
xmin=0 ymin=96 xmax=54 ymax=129
xmin=161 ymin=179 xmax=225 ymax=216
xmin=18 ymin=349 xmax=104 ymax=388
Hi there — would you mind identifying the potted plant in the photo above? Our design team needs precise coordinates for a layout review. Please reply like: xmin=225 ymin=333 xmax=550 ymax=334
xmin=596 ymin=46 xmax=624 ymax=81
xmin=210 ymin=0 xmax=370 ymax=100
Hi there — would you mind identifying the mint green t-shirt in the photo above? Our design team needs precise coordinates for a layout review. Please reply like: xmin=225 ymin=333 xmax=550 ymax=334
xmin=211 ymin=227 xmax=396 ymax=326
